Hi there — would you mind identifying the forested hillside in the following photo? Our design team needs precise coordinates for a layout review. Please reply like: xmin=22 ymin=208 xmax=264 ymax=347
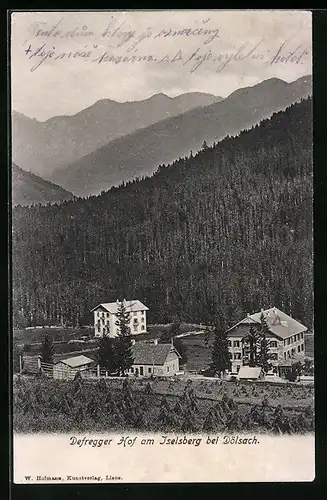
xmin=12 ymin=98 xmax=313 ymax=332
xmin=12 ymin=163 xmax=74 ymax=206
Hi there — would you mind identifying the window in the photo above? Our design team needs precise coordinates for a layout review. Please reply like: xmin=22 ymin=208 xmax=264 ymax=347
xmin=141 ymin=326 xmax=145 ymax=331
xmin=141 ymin=311 xmax=145 ymax=315
xmin=134 ymin=325 xmax=138 ymax=331
xmin=102 ymin=312 xmax=105 ymax=318
xmin=133 ymin=312 xmax=137 ymax=316
xmin=234 ymin=353 xmax=241 ymax=360
xmin=141 ymin=317 xmax=145 ymax=323
xmin=270 ymin=341 xmax=277 ymax=348
xmin=140 ymin=367 xmax=144 ymax=376
xmin=130 ymin=367 xmax=134 ymax=373
xmin=167 ymin=366 xmax=170 ymax=372
xmin=301 ymin=344 xmax=304 ymax=351
xmin=297 ymin=345 xmax=301 ymax=353
xmin=107 ymin=313 xmax=109 ymax=318
xmin=133 ymin=317 xmax=138 ymax=324
xmin=284 ymin=352 xmax=286 ymax=359
xmin=148 ymin=367 xmax=151 ymax=374
xmin=228 ymin=340 xmax=232 ymax=347
xmin=97 ymin=311 xmax=100 ymax=317
xmin=233 ymin=340 xmax=240 ymax=348
xmin=97 ymin=325 xmax=101 ymax=332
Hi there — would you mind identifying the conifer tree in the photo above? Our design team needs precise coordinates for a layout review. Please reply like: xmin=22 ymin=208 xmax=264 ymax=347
xmin=210 ymin=327 xmax=231 ymax=375
xmin=257 ymin=313 xmax=272 ymax=373
xmin=13 ymin=341 xmax=22 ymax=373
xmin=41 ymin=334 xmax=54 ymax=364
xmin=243 ymin=325 xmax=260 ymax=367
xmin=204 ymin=326 xmax=210 ymax=348
xmin=97 ymin=333 xmax=116 ymax=373
xmin=159 ymin=321 xmax=188 ymax=366
xmin=115 ymin=300 xmax=134 ymax=376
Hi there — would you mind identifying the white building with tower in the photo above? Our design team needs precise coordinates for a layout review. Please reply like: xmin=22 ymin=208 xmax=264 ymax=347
xmin=91 ymin=299 xmax=149 ymax=338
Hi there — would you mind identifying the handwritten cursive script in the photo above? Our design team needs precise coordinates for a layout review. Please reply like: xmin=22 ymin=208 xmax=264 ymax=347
xmin=21 ymin=15 xmax=310 ymax=74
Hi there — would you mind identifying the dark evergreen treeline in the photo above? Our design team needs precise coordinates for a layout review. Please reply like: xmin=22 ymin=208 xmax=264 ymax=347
xmin=12 ymin=98 xmax=313 ymax=331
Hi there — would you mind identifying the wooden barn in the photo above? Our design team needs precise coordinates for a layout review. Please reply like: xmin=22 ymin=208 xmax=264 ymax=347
xmin=53 ymin=355 xmax=95 ymax=380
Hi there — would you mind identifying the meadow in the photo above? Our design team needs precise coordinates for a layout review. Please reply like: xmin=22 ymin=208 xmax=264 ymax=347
xmin=13 ymin=374 xmax=314 ymax=435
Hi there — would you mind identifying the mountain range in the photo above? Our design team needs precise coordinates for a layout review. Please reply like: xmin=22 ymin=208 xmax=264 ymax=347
xmin=12 ymin=75 xmax=312 ymax=199
xmin=12 ymin=92 xmax=222 ymax=179
xmin=12 ymin=163 xmax=74 ymax=206
xmin=49 ymin=75 xmax=312 ymax=197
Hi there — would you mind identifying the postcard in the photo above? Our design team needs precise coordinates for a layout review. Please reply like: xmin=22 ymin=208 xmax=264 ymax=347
xmin=11 ymin=9 xmax=314 ymax=483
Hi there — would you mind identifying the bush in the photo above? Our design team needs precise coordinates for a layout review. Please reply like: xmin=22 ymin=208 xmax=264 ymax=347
xmin=285 ymin=370 xmax=298 ymax=382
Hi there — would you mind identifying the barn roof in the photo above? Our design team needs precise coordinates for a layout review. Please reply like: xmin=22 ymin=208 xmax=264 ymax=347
xmin=91 ymin=300 xmax=148 ymax=314
xmin=238 ymin=366 xmax=262 ymax=379
xmin=132 ymin=343 xmax=180 ymax=366
xmin=227 ymin=307 xmax=307 ymax=340
xmin=56 ymin=355 xmax=94 ymax=368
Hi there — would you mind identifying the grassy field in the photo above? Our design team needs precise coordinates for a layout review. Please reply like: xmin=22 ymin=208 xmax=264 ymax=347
xmin=13 ymin=323 xmax=203 ymax=344
xmin=13 ymin=375 xmax=314 ymax=435
xmin=13 ymin=327 xmax=94 ymax=345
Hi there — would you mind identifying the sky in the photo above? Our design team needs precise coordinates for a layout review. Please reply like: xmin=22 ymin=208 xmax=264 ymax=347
xmin=11 ymin=10 xmax=312 ymax=121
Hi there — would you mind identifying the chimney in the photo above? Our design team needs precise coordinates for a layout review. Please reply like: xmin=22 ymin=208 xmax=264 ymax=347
xmin=153 ymin=339 xmax=158 ymax=346
xmin=131 ymin=339 xmax=135 ymax=346
xmin=247 ymin=313 xmax=250 ymax=318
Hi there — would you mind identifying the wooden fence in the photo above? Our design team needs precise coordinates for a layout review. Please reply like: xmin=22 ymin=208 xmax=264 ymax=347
xmin=38 ymin=361 xmax=119 ymax=381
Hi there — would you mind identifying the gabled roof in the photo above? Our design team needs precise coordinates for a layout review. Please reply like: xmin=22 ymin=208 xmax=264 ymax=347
xmin=55 ymin=355 xmax=95 ymax=368
xmin=238 ymin=366 xmax=262 ymax=379
xmin=132 ymin=343 xmax=181 ymax=366
xmin=227 ymin=307 xmax=307 ymax=340
xmin=227 ymin=324 xmax=276 ymax=339
xmin=91 ymin=300 xmax=148 ymax=314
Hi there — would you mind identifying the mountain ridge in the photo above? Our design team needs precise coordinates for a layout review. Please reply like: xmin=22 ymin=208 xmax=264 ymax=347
xmin=50 ymin=75 xmax=312 ymax=197
xmin=12 ymin=91 xmax=223 ymax=177
xmin=12 ymin=163 xmax=74 ymax=206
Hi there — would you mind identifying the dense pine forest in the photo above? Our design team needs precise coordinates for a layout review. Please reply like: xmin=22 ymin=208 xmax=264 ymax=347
xmin=12 ymin=98 xmax=313 ymax=332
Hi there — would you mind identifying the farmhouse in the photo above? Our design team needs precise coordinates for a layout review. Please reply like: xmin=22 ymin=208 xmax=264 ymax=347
xmin=226 ymin=307 xmax=307 ymax=374
xmin=53 ymin=355 xmax=95 ymax=380
xmin=91 ymin=299 xmax=149 ymax=338
xmin=127 ymin=341 xmax=181 ymax=377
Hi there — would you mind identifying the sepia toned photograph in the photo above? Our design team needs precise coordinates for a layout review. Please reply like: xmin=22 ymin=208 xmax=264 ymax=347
xmin=11 ymin=9 xmax=314 ymax=483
